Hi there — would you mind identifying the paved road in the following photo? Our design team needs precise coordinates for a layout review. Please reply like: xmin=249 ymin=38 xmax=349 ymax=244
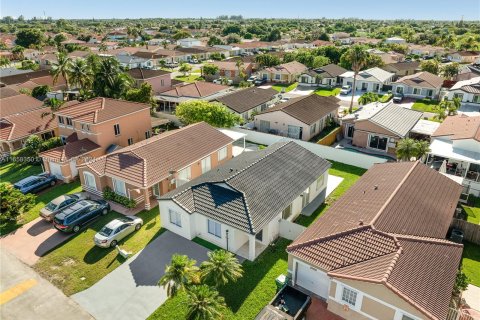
xmin=0 ymin=247 xmax=92 ymax=320
xmin=72 ymin=231 xmax=211 ymax=320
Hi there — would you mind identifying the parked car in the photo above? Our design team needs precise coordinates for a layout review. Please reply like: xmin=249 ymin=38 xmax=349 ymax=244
xmin=53 ymin=200 xmax=110 ymax=233
xmin=40 ymin=193 xmax=89 ymax=221
xmin=393 ymin=92 xmax=404 ymax=103
xmin=14 ymin=173 xmax=57 ymax=194
xmin=188 ymin=58 xmax=199 ymax=64
xmin=165 ymin=62 xmax=178 ymax=68
xmin=254 ymin=78 xmax=267 ymax=86
xmin=340 ymin=85 xmax=352 ymax=95
xmin=94 ymin=216 xmax=144 ymax=248
xmin=247 ymin=75 xmax=258 ymax=83
xmin=213 ymin=78 xmax=233 ymax=85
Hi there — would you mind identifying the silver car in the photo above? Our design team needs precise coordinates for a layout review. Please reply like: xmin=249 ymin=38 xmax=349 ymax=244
xmin=40 ymin=193 xmax=88 ymax=221
xmin=94 ymin=216 xmax=143 ymax=248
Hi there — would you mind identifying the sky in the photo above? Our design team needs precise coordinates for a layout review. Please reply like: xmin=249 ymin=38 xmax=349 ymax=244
xmin=1 ymin=0 xmax=479 ymax=20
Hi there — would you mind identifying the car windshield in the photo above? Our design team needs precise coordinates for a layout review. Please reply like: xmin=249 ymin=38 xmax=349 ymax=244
xmin=45 ymin=202 xmax=57 ymax=211
xmin=342 ymin=86 xmax=350 ymax=89
xmin=99 ymin=226 xmax=114 ymax=237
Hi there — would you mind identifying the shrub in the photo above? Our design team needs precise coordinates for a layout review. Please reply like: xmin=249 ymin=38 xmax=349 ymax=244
xmin=40 ymin=137 xmax=63 ymax=152
xmin=103 ymin=186 xmax=136 ymax=208
xmin=0 ymin=182 xmax=36 ymax=224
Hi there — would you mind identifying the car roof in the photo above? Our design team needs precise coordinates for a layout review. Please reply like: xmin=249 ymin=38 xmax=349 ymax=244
xmin=104 ymin=217 xmax=133 ymax=229
xmin=16 ymin=175 xmax=40 ymax=185
xmin=56 ymin=200 xmax=93 ymax=218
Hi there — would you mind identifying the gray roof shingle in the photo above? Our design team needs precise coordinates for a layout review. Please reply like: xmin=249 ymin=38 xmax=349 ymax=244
xmin=216 ymin=87 xmax=278 ymax=114
xmin=367 ymin=103 xmax=423 ymax=137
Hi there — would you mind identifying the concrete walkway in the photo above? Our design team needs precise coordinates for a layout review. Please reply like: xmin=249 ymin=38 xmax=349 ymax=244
xmin=463 ymin=284 xmax=480 ymax=312
xmin=72 ymin=231 xmax=211 ymax=320
xmin=0 ymin=247 xmax=92 ymax=320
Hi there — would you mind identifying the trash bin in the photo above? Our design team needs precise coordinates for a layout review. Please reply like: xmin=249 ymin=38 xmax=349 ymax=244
xmin=275 ymin=274 xmax=287 ymax=292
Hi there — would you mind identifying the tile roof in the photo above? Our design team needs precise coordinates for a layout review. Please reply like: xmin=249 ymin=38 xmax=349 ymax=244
xmin=127 ymin=68 xmax=171 ymax=80
xmin=162 ymin=141 xmax=331 ymax=234
xmin=161 ymin=82 xmax=229 ymax=98
xmin=39 ymin=138 xmax=100 ymax=162
xmin=342 ymin=67 xmax=395 ymax=83
xmin=0 ymin=107 xmax=57 ymax=141
xmin=394 ymin=71 xmax=444 ymax=89
xmin=0 ymin=86 xmax=21 ymax=99
xmin=0 ymin=69 xmax=51 ymax=85
xmin=264 ymin=61 xmax=307 ymax=75
xmin=0 ymin=94 xmax=44 ymax=117
xmin=259 ymin=94 xmax=340 ymax=125
xmin=384 ymin=61 xmax=421 ymax=71
xmin=431 ymin=115 xmax=480 ymax=142
xmin=303 ymin=64 xmax=347 ymax=78
xmin=212 ymin=61 xmax=252 ymax=72
xmin=55 ymin=97 xmax=150 ymax=124
xmin=450 ymin=76 xmax=480 ymax=94
xmin=453 ymin=51 xmax=480 ymax=57
xmin=79 ymin=122 xmax=233 ymax=188
xmin=216 ymin=87 xmax=278 ymax=113
xmin=363 ymin=102 xmax=423 ymax=137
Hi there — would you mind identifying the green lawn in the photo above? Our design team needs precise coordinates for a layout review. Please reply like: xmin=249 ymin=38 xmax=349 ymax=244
xmin=34 ymin=207 xmax=163 ymax=296
xmin=462 ymin=242 xmax=480 ymax=287
xmin=379 ymin=93 xmax=393 ymax=103
xmin=412 ymin=98 xmax=440 ymax=113
xmin=0 ymin=161 xmax=42 ymax=184
xmin=148 ymin=238 xmax=291 ymax=320
xmin=314 ymin=87 xmax=340 ymax=97
xmin=192 ymin=237 xmax=223 ymax=251
xmin=271 ymin=83 xmax=298 ymax=93
xmin=462 ymin=196 xmax=480 ymax=224
xmin=295 ymin=161 xmax=366 ymax=227
xmin=175 ymin=74 xmax=204 ymax=83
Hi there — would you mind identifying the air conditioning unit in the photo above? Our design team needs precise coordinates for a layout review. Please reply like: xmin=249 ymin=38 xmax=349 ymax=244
xmin=170 ymin=178 xmax=176 ymax=185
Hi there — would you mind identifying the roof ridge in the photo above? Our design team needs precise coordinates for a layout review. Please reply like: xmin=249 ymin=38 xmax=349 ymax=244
xmin=392 ymin=233 xmax=464 ymax=247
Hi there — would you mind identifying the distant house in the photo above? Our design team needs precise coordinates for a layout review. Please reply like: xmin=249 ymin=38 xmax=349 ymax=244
xmin=407 ymin=44 xmax=446 ymax=58
xmin=260 ymin=61 xmax=308 ymax=84
xmin=216 ymin=87 xmax=279 ymax=121
xmin=446 ymin=76 xmax=480 ymax=107
xmin=454 ymin=64 xmax=480 ymax=81
xmin=127 ymin=68 xmax=173 ymax=94
xmin=448 ymin=51 xmax=480 ymax=64
xmin=340 ymin=67 xmax=395 ymax=93
xmin=0 ymin=94 xmax=44 ymax=117
xmin=159 ymin=141 xmax=331 ymax=260
xmin=254 ymin=94 xmax=341 ymax=141
xmin=106 ymin=31 xmax=128 ymax=41
xmin=330 ymin=32 xmax=351 ymax=44
xmin=117 ymin=54 xmax=148 ymax=69
xmin=392 ymin=71 xmax=444 ymax=99
xmin=385 ymin=36 xmax=406 ymax=44
xmin=366 ymin=48 xmax=404 ymax=64
xmin=310 ymin=40 xmax=334 ymax=47
xmin=209 ymin=61 xmax=253 ymax=84
xmin=177 ymin=38 xmax=203 ymax=48
xmin=382 ymin=61 xmax=421 ymax=78
xmin=298 ymin=64 xmax=347 ymax=87
xmin=287 ymin=161 xmax=463 ymax=320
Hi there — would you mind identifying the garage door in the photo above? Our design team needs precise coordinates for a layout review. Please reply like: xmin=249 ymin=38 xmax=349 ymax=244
xmin=295 ymin=260 xmax=330 ymax=299
xmin=69 ymin=161 xmax=78 ymax=178
xmin=49 ymin=162 xmax=63 ymax=179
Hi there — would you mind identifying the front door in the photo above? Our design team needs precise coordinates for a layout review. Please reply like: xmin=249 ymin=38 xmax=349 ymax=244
xmin=346 ymin=124 xmax=355 ymax=139
xmin=361 ymin=82 xmax=368 ymax=91
xmin=287 ymin=125 xmax=301 ymax=139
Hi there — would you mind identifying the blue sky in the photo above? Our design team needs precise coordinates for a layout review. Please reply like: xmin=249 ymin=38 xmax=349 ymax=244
xmin=1 ymin=0 xmax=479 ymax=20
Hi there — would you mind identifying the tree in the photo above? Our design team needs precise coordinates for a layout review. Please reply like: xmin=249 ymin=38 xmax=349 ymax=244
xmin=200 ymin=250 xmax=243 ymax=288
xmin=54 ymin=33 xmax=67 ymax=46
xmin=318 ymin=33 xmax=330 ymax=41
xmin=341 ymin=45 xmax=369 ymax=113
xmin=442 ymin=62 xmax=460 ymax=79
xmin=20 ymin=59 xmax=39 ymax=71
xmin=31 ymin=85 xmax=51 ymax=99
xmin=264 ymin=29 xmax=281 ymax=42
xmin=420 ymin=59 xmax=440 ymax=75
xmin=51 ymin=52 xmax=72 ymax=90
xmin=93 ymin=57 xmax=133 ymax=98
xmin=0 ymin=57 xmax=10 ymax=68
xmin=69 ymin=58 xmax=93 ymax=90
xmin=202 ymin=64 xmax=219 ymax=76
xmin=125 ymin=83 xmax=154 ymax=104
xmin=24 ymin=135 xmax=43 ymax=156
xmin=175 ymin=100 xmax=242 ymax=127
xmin=186 ymin=285 xmax=226 ymax=320
xmin=439 ymin=97 xmax=461 ymax=116
xmin=207 ymin=36 xmax=223 ymax=46
xmin=396 ymin=138 xmax=418 ymax=161
xmin=16 ymin=29 xmax=46 ymax=48
xmin=312 ymin=56 xmax=330 ymax=68
xmin=11 ymin=45 xmax=25 ymax=59
xmin=179 ymin=63 xmax=192 ymax=76
xmin=358 ymin=92 xmax=379 ymax=105
xmin=255 ymin=54 xmax=281 ymax=67
xmin=226 ymin=33 xmax=241 ymax=44
xmin=0 ymin=183 xmax=36 ymax=225
xmin=41 ymin=98 xmax=65 ymax=119
xmin=453 ymin=269 xmax=469 ymax=296
xmin=158 ymin=254 xmax=200 ymax=298
xmin=414 ymin=140 xmax=431 ymax=161
xmin=173 ymin=31 xmax=191 ymax=41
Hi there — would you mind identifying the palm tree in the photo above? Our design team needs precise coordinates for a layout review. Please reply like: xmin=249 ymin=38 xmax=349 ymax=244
xmin=51 ymin=52 xmax=73 ymax=90
xmin=158 ymin=254 xmax=199 ymax=298
xmin=396 ymin=138 xmax=418 ymax=161
xmin=41 ymin=98 xmax=65 ymax=119
xmin=93 ymin=57 xmax=133 ymax=98
xmin=414 ymin=140 xmax=431 ymax=161
xmin=200 ymin=250 xmax=243 ymax=287
xmin=344 ymin=45 xmax=369 ymax=113
xmin=186 ymin=285 xmax=226 ymax=320
xmin=69 ymin=59 xmax=94 ymax=91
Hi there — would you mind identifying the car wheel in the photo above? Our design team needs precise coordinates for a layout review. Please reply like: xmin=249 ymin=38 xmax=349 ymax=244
xmin=110 ymin=240 xmax=117 ymax=248
xmin=50 ymin=180 xmax=56 ymax=186
xmin=102 ymin=208 xmax=108 ymax=215
xmin=73 ymin=225 xmax=80 ymax=233
xmin=135 ymin=223 xmax=141 ymax=231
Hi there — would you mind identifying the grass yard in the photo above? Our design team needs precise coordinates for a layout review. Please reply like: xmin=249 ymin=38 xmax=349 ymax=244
xmin=462 ymin=196 xmax=480 ymax=224
xmin=412 ymin=98 xmax=439 ymax=113
xmin=295 ymin=161 xmax=366 ymax=227
xmin=148 ymin=238 xmax=291 ymax=320
xmin=34 ymin=207 xmax=163 ymax=296
xmin=192 ymin=237 xmax=223 ymax=251
xmin=0 ymin=161 xmax=42 ymax=184
xmin=175 ymin=74 xmax=204 ymax=83
xmin=462 ymin=242 xmax=480 ymax=287
xmin=271 ymin=83 xmax=298 ymax=93
xmin=379 ymin=93 xmax=393 ymax=103
xmin=314 ymin=87 xmax=340 ymax=96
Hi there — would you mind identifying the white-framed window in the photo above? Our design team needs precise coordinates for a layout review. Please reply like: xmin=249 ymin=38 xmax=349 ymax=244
xmin=453 ymin=93 xmax=464 ymax=100
xmin=176 ymin=167 xmax=191 ymax=187
xmin=207 ymin=219 xmax=221 ymax=238
xmin=58 ymin=116 xmax=65 ymax=125
xmin=218 ymin=147 xmax=227 ymax=161
xmin=112 ymin=178 xmax=127 ymax=197
xmin=275 ymin=74 xmax=281 ymax=80
xmin=152 ymin=183 xmax=160 ymax=197
xmin=66 ymin=117 xmax=73 ymax=127
xmin=282 ymin=204 xmax=292 ymax=220
xmin=316 ymin=174 xmax=324 ymax=190
xmin=81 ymin=123 xmax=90 ymax=132
xmin=145 ymin=131 xmax=151 ymax=139
xmin=83 ymin=171 xmax=97 ymax=190
xmin=114 ymin=124 xmax=121 ymax=136
xmin=341 ymin=286 xmax=358 ymax=307
xmin=169 ymin=209 xmax=182 ymax=227
xmin=401 ymin=315 xmax=416 ymax=320
xmin=128 ymin=137 xmax=134 ymax=145
xmin=368 ymin=134 xmax=388 ymax=151
xmin=396 ymin=86 xmax=403 ymax=94
xmin=473 ymin=95 xmax=480 ymax=103
xmin=426 ymin=89 xmax=433 ymax=97
xmin=310 ymin=123 xmax=317 ymax=135
xmin=201 ymin=156 xmax=211 ymax=174
xmin=413 ymin=87 xmax=421 ymax=95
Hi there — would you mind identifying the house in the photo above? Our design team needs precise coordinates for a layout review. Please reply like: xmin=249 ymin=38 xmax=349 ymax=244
xmin=448 ymin=51 xmax=480 ymax=64
xmin=216 ymin=87 xmax=279 ymax=121
xmin=177 ymin=38 xmax=203 ymax=48
xmin=382 ymin=61 xmax=421 ymax=78
xmin=159 ymin=141 xmax=331 ymax=260
xmin=260 ymin=61 xmax=308 ymax=84
xmin=384 ymin=36 xmax=406 ymax=44
xmin=0 ymin=94 xmax=44 ymax=117
xmin=106 ymin=31 xmax=128 ymax=41
xmin=350 ymin=37 xmax=382 ymax=45
xmin=287 ymin=161 xmax=463 ymax=320
xmin=426 ymin=115 xmax=480 ymax=196
xmin=342 ymin=102 xmax=422 ymax=156
xmin=454 ymin=64 xmax=480 ymax=81
xmin=127 ymin=68 xmax=173 ymax=94
xmin=78 ymin=122 xmax=234 ymax=210
xmin=311 ymin=40 xmax=334 ymax=47
xmin=366 ymin=49 xmax=404 ymax=65
xmin=40 ymin=98 xmax=152 ymax=182
xmin=254 ymin=94 xmax=341 ymax=141
xmin=0 ymin=69 xmax=52 ymax=86
xmin=392 ymin=71 xmax=444 ymax=99
xmin=0 ymin=86 xmax=21 ymax=99
xmin=340 ymin=67 xmax=395 ymax=93
xmin=446 ymin=76 xmax=480 ymax=107
xmin=330 ymin=32 xmax=351 ymax=45
xmin=117 ymin=54 xmax=149 ymax=69
xmin=407 ymin=44 xmax=446 ymax=58
xmin=208 ymin=61 xmax=253 ymax=84
xmin=298 ymin=64 xmax=347 ymax=87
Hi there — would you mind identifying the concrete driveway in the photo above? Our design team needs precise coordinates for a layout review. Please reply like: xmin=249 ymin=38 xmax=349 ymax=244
xmin=72 ymin=231 xmax=211 ymax=320
xmin=0 ymin=218 xmax=72 ymax=265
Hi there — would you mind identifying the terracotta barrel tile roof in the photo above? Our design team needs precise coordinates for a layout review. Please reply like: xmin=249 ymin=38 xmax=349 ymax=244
xmin=0 ymin=94 xmax=44 ymax=117
xmin=0 ymin=107 xmax=57 ymax=141
xmin=40 ymin=138 xmax=100 ymax=163
xmin=432 ymin=115 xmax=480 ymax=141
xmin=161 ymin=82 xmax=229 ymax=98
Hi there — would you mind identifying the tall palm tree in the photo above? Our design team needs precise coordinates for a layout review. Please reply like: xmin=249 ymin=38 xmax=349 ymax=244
xmin=200 ymin=250 xmax=243 ymax=287
xmin=345 ymin=45 xmax=369 ymax=113
xmin=93 ymin=57 xmax=133 ymax=98
xmin=186 ymin=285 xmax=226 ymax=320
xmin=41 ymin=98 xmax=65 ymax=119
xmin=396 ymin=138 xmax=418 ymax=161
xmin=158 ymin=254 xmax=199 ymax=298
xmin=51 ymin=52 xmax=72 ymax=90
xmin=414 ymin=140 xmax=431 ymax=161
xmin=69 ymin=58 xmax=94 ymax=91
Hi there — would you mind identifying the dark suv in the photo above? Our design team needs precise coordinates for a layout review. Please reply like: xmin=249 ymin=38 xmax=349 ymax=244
xmin=54 ymin=199 xmax=110 ymax=233
xmin=14 ymin=173 xmax=57 ymax=194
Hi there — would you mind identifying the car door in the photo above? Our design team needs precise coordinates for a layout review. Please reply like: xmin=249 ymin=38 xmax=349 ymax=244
xmin=74 ymin=209 xmax=90 ymax=226
xmin=115 ymin=224 xmax=131 ymax=241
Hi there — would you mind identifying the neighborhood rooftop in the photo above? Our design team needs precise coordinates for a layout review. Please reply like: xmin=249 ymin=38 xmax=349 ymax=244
xmin=395 ymin=71 xmax=444 ymax=88
xmin=216 ymin=87 xmax=278 ymax=113
xmin=160 ymin=81 xmax=229 ymax=98
xmin=431 ymin=114 xmax=480 ymax=141
xmin=365 ymin=102 xmax=423 ymax=137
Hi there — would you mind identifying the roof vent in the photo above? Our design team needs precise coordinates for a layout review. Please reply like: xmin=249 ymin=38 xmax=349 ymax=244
xmin=359 ymin=219 xmax=364 ymax=226
xmin=373 ymin=185 xmax=378 ymax=190
xmin=230 ymin=168 xmax=234 ymax=172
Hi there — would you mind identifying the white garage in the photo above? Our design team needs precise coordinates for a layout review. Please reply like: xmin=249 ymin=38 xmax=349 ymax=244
xmin=294 ymin=259 xmax=330 ymax=299
xmin=49 ymin=162 xmax=64 ymax=179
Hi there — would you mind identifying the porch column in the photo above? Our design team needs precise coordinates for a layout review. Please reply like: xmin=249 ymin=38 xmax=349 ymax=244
xmin=144 ymin=188 xmax=151 ymax=210
xmin=248 ymin=234 xmax=256 ymax=261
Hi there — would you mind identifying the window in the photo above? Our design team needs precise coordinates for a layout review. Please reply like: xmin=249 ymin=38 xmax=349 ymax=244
xmin=341 ymin=287 xmax=358 ymax=306
xmin=177 ymin=167 xmax=191 ymax=187
xmin=259 ymin=120 xmax=270 ymax=132
xmin=145 ymin=131 xmax=151 ymax=139
xmin=345 ymin=124 xmax=354 ymax=138
xmin=473 ymin=95 xmax=480 ymax=103
xmin=66 ymin=118 xmax=73 ymax=127
xmin=426 ymin=89 xmax=433 ymax=97
xmin=396 ymin=86 xmax=403 ymax=94
xmin=152 ymin=183 xmax=160 ymax=197
xmin=275 ymin=74 xmax=281 ymax=80
xmin=169 ymin=209 xmax=182 ymax=227
xmin=310 ymin=123 xmax=317 ymax=135
xmin=218 ymin=147 xmax=227 ymax=161
xmin=161 ymin=79 xmax=165 ymax=86
xmin=114 ymin=124 xmax=121 ymax=136
xmin=58 ymin=116 xmax=65 ymax=125
xmin=201 ymin=156 xmax=211 ymax=174
xmin=316 ymin=174 xmax=324 ymax=190
xmin=401 ymin=315 xmax=416 ymax=320
xmin=413 ymin=88 xmax=421 ymax=95
xmin=83 ymin=172 xmax=97 ymax=190
xmin=81 ymin=123 xmax=90 ymax=132
xmin=128 ymin=138 xmax=134 ymax=145
xmin=207 ymin=219 xmax=221 ymax=238
xmin=369 ymin=135 xmax=388 ymax=151
xmin=453 ymin=93 xmax=464 ymax=100
xmin=112 ymin=178 xmax=127 ymax=197
xmin=282 ymin=204 xmax=292 ymax=220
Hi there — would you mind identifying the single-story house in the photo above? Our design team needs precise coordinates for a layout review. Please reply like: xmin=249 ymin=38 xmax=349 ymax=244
xmin=177 ymin=38 xmax=203 ymax=48
xmin=78 ymin=122 xmax=234 ymax=210
xmin=392 ymin=71 xmax=444 ymax=99
xmin=260 ymin=61 xmax=308 ymax=84
xmin=382 ymin=61 xmax=421 ymax=78
xmin=330 ymin=32 xmax=351 ymax=45
xmin=216 ymin=87 xmax=279 ymax=121
xmin=254 ymin=94 xmax=341 ymax=141
xmin=366 ymin=49 xmax=404 ymax=65
xmin=127 ymin=68 xmax=173 ymax=94
xmin=340 ymin=67 xmax=395 ymax=93
xmin=446 ymin=76 xmax=480 ymax=106
xmin=159 ymin=141 xmax=331 ymax=260
xmin=385 ymin=36 xmax=406 ymax=44
xmin=207 ymin=61 xmax=253 ymax=84
xmin=287 ymin=161 xmax=463 ymax=320
xmin=407 ymin=44 xmax=446 ymax=58
xmin=298 ymin=64 xmax=347 ymax=87
xmin=448 ymin=51 xmax=480 ymax=64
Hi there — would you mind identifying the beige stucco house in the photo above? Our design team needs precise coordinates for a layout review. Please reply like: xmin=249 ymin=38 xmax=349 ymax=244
xmin=260 ymin=61 xmax=307 ymax=84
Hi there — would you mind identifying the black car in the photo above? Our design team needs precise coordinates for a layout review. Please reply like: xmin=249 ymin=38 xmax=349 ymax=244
xmin=254 ymin=78 xmax=267 ymax=86
xmin=14 ymin=173 xmax=57 ymax=194
xmin=53 ymin=199 xmax=110 ymax=233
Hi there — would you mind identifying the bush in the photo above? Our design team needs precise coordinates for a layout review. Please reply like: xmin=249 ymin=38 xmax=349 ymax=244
xmin=0 ymin=182 xmax=36 ymax=224
xmin=103 ymin=186 xmax=136 ymax=208
xmin=40 ymin=137 xmax=63 ymax=152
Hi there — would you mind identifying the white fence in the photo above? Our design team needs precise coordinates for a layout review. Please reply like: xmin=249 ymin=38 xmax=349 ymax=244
xmin=279 ymin=219 xmax=307 ymax=240
xmin=229 ymin=128 xmax=388 ymax=169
